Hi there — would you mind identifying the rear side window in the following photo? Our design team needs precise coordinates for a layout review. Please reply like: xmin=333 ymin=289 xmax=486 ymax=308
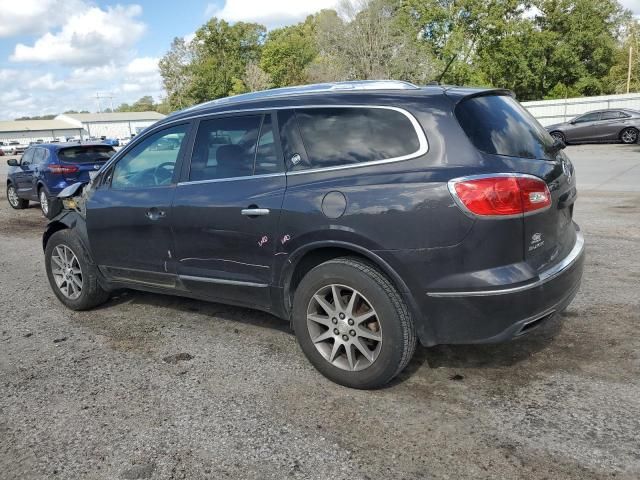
xmin=455 ymin=95 xmax=556 ymax=161
xmin=58 ymin=146 xmax=115 ymax=163
xmin=291 ymin=107 xmax=422 ymax=170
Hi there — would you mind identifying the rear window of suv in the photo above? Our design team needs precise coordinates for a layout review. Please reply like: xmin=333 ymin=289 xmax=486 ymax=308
xmin=455 ymin=94 xmax=556 ymax=161
xmin=58 ymin=145 xmax=115 ymax=163
xmin=292 ymin=107 xmax=422 ymax=170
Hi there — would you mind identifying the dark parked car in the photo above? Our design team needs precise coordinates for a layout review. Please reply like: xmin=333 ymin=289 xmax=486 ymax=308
xmin=6 ymin=143 xmax=115 ymax=216
xmin=43 ymin=81 xmax=584 ymax=389
xmin=546 ymin=109 xmax=640 ymax=144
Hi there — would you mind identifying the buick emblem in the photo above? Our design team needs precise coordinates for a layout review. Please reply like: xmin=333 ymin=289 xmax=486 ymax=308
xmin=93 ymin=164 xmax=101 ymax=170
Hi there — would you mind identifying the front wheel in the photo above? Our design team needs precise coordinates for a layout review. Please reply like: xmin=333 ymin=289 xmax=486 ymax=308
xmin=38 ymin=188 xmax=50 ymax=217
xmin=6 ymin=183 xmax=28 ymax=209
xmin=620 ymin=127 xmax=639 ymax=144
xmin=45 ymin=229 xmax=110 ymax=310
xmin=292 ymin=257 xmax=416 ymax=389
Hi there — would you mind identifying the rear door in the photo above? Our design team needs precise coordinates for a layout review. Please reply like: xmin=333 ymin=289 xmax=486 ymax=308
xmin=598 ymin=111 xmax=628 ymax=141
xmin=455 ymin=94 xmax=578 ymax=272
xmin=171 ymin=112 xmax=286 ymax=309
xmin=566 ymin=112 xmax=601 ymax=142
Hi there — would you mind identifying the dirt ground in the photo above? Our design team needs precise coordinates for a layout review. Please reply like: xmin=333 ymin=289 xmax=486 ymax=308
xmin=1 ymin=145 xmax=639 ymax=479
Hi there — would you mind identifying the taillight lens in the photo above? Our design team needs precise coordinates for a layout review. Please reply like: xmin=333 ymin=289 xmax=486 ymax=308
xmin=450 ymin=175 xmax=551 ymax=217
xmin=49 ymin=164 xmax=79 ymax=175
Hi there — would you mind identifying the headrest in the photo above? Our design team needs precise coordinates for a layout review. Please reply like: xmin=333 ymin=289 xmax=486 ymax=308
xmin=216 ymin=144 xmax=243 ymax=167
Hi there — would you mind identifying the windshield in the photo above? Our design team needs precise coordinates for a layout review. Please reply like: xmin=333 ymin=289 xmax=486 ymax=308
xmin=57 ymin=145 xmax=115 ymax=163
xmin=455 ymin=94 xmax=557 ymax=161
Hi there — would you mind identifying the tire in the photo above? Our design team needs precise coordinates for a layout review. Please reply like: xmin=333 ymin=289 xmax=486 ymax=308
xmin=292 ymin=257 xmax=416 ymax=389
xmin=6 ymin=183 xmax=28 ymax=209
xmin=38 ymin=187 xmax=50 ymax=217
xmin=620 ymin=127 xmax=638 ymax=144
xmin=45 ymin=229 xmax=110 ymax=310
xmin=550 ymin=131 xmax=566 ymax=144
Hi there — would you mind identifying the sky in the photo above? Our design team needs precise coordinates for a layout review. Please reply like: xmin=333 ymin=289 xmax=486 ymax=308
xmin=0 ymin=0 xmax=338 ymax=120
xmin=0 ymin=0 xmax=638 ymax=120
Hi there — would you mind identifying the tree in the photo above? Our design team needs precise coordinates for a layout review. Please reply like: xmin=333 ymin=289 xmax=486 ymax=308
xmin=307 ymin=0 xmax=434 ymax=83
xmin=530 ymin=0 xmax=629 ymax=98
xmin=243 ymin=61 xmax=272 ymax=92
xmin=187 ymin=18 xmax=265 ymax=104
xmin=159 ymin=37 xmax=195 ymax=110
xmin=608 ymin=19 xmax=640 ymax=93
xmin=261 ymin=18 xmax=318 ymax=87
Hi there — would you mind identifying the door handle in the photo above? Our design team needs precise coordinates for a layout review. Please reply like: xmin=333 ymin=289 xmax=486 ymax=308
xmin=145 ymin=208 xmax=166 ymax=220
xmin=241 ymin=208 xmax=270 ymax=217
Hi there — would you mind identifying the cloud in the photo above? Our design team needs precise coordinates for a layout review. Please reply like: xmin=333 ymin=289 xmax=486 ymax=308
xmin=0 ymin=0 xmax=85 ymax=37
xmin=0 ymin=57 xmax=163 ymax=120
xmin=205 ymin=0 xmax=338 ymax=28
xmin=10 ymin=4 xmax=146 ymax=66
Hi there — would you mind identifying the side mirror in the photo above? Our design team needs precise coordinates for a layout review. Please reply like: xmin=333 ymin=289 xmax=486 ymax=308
xmin=6 ymin=159 xmax=18 ymax=167
xmin=569 ymin=120 xmax=576 ymax=125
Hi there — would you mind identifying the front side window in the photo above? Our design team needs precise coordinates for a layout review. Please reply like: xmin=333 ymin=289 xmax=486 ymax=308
xmin=111 ymin=124 xmax=188 ymax=189
xmin=292 ymin=107 xmax=421 ymax=170
xmin=189 ymin=115 xmax=263 ymax=181
xmin=33 ymin=148 xmax=47 ymax=164
xmin=574 ymin=112 xmax=600 ymax=123
xmin=21 ymin=148 xmax=35 ymax=165
xmin=456 ymin=94 xmax=558 ymax=161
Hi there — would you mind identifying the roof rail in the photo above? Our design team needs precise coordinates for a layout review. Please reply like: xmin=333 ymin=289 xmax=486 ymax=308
xmin=177 ymin=80 xmax=420 ymax=115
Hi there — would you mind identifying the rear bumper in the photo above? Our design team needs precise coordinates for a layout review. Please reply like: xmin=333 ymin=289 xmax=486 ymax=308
xmin=425 ymin=231 xmax=585 ymax=344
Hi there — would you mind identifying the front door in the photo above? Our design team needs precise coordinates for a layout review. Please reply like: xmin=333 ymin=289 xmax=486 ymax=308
xmin=171 ymin=113 xmax=286 ymax=309
xmin=86 ymin=123 xmax=192 ymax=287
xmin=14 ymin=147 xmax=36 ymax=198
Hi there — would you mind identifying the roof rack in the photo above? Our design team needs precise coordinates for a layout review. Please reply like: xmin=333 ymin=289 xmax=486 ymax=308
xmin=178 ymin=80 xmax=420 ymax=114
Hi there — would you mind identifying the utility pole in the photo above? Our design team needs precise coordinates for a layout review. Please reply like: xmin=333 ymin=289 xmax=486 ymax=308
xmin=627 ymin=45 xmax=633 ymax=94
xmin=95 ymin=92 xmax=115 ymax=112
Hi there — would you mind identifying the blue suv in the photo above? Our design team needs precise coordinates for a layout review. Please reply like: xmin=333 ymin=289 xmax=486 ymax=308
xmin=6 ymin=143 xmax=115 ymax=216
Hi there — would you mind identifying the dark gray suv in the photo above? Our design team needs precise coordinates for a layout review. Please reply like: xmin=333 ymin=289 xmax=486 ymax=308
xmin=43 ymin=81 xmax=585 ymax=389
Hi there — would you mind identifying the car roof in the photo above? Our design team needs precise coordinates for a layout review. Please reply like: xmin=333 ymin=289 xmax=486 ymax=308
xmin=160 ymin=80 xmax=512 ymax=125
xmin=31 ymin=142 xmax=115 ymax=150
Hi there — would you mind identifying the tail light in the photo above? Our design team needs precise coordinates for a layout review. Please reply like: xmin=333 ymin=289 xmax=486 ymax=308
xmin=48 ymin=164 xmax=79 ymax=175
xmin=448 ymin=174 xmax=551 ymax=218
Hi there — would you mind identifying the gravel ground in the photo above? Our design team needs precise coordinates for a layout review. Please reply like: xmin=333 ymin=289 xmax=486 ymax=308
xmin=1 ymin=145 xmax=639 ymax=479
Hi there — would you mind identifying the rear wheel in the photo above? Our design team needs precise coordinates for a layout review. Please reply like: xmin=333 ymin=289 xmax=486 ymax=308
xmin=292 ymin=257 xmax=416 ymax=389
xmin=45 ymin=229 xmax=110 ymax=310
xmin=550 ymin=131 xmax=566 ymax=144
xmin=6 ymin=183 xmax=28 ymax=209
xmin=620 ymin=127 xmax=638 ymax=144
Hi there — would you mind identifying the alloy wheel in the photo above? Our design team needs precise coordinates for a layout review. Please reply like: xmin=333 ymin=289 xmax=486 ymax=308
xmin=39 ymin=190 xmax=49 ymax=216
xmin=7 ymin=185 xmax=19 ymax=207
xmin=621 ymin=128 xmax=638 ymax=144
xmin=306 ymin=284 xmax=382 ymax=371
xmin=51 ymin=245 xmax=83 ymax=299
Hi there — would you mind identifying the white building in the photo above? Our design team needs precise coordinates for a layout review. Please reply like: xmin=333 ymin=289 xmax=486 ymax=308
xmin=54 ymin=111 xmax=166 ymax=139
xmin=0 ymin=120 xmax=83 ymax=144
